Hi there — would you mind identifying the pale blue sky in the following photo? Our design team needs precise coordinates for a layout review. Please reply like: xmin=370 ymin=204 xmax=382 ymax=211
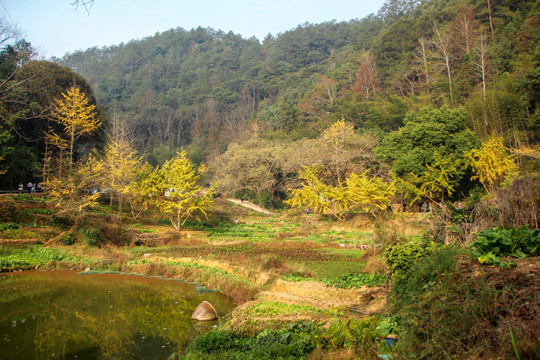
xmin=0 ymin=0 xmax=386 ymax=58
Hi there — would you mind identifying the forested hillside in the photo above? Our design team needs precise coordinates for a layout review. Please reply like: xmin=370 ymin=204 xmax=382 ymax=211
xmin=54 ymin=0 xmax=538 ymax=164
xmin=55 ymin=19 xmax=376 ymax=163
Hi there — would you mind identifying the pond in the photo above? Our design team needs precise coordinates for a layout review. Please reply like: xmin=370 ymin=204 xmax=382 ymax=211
xmin=0 ymin=271 xmax=234 ymax=360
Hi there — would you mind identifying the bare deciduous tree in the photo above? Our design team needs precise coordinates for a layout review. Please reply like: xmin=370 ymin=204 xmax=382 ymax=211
xmin=432 ymin=23 xmax=455 ymax=102
xmin=299 ymin=76 xmax=338 ymax=121
xmin=414 ymin=37 xmax=433 ymax=97
xmin=353 ymin=54 xmax=379 ymax=100
xmin=453 ymin=8 xmax=475 ymax=55
xmin=472 ymin=29 xmax=490 ymax=129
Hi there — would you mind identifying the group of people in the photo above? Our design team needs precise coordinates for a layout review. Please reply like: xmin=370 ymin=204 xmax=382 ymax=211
xmin=18 ymin=182 xmax=44 ymax=194
xmin=421 ymin=200 xmax=462 ymax=213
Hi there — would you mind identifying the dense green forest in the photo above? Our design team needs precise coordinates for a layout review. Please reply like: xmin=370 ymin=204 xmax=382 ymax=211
xmin=0 ymin=0 xmax=538 ymax=205
xmin=55 ymin=0 xmax=538 ymax=149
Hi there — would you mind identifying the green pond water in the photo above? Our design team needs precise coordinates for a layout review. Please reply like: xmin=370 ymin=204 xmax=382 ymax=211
xmin=0 ymin=271 xmax=234 ymax=360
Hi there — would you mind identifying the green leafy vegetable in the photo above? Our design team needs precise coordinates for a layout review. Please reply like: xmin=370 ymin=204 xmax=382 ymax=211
xmin=469 ymin=226 xmax=539 ymax=268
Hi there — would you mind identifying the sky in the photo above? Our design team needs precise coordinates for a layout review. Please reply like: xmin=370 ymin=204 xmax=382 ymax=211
xmin=0 ymin=0 xmax=387 ymax=59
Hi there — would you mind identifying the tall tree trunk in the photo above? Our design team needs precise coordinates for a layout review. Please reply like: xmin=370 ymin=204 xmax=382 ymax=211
xmin=69 ymin=126 xmax=75 ymax=170
xmin=59 ymin=148 xmax=64 ymax=180
xmin=417 ymin=37 xmax=432 ymax=98
xmin=433 ymin=24 xmax=454 ymax=102
xmin=43 ymin=137 xmax=49 ymax=182
xmin=486 ymin=0 xmax=495 ymax=41
xmin=478 ymin=30 xmax=489 ymax=130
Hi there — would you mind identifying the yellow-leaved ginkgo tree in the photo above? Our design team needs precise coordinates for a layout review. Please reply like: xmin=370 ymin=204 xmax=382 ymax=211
xmin=466 ymin=137 xmax=517 ymax=192
xmin=46 ymin=155 xmax=102 ymax=221
xmin=49 ymin=86 xmax=100 ymax=170
xmin=152 ymin=151 xmax=215 ymax=230
xmin=419 ymin=150 xmax=460 ymax=203
xmin=346 ymin=172 xmax=396 ymax=216
xmin=286 ymin=166 xmax=395 ymax=221
xmin=285 ymin=166 xmax=349 ymax=220
xmin=97 ymin=139 xmax=142 ymax=214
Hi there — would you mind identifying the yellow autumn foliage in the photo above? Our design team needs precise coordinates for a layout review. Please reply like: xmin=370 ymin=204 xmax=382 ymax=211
xmin=152 ymin=151 xmax=215 ymax=229
xmin=466 ymin=137 xmax=517 ymax=192
xmin=49 ymin=87 xmax=100 ymax=166
xmin=286 ymin=166 xmax=395 ymax=220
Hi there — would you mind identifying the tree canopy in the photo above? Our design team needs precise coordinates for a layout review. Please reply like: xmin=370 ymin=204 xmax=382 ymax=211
xmin=376 ymin=106 xmax=479 ymax=177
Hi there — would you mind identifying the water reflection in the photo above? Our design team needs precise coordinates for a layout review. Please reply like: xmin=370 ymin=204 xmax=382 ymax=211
xmin=0 ymin=271 xmax=233 ymax=360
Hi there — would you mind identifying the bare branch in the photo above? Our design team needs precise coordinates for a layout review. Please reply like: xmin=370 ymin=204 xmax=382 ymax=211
xmin=0 ymin=18 xmax=20 ymax=47
xmin=70 ymin=0 xmax=94 ymax=14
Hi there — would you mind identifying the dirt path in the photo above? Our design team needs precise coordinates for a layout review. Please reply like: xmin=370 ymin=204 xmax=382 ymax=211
xmin=227 ymin=198 xmax=274 ymax=215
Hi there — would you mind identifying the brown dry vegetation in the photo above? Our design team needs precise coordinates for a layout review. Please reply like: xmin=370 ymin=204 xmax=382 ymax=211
xmin=461 ymin=257 xmax=539 ymax=358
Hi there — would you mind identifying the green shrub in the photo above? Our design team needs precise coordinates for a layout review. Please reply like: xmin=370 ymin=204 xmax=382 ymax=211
xmin=245 ymin=302 xmax=324 ymax=317
xmin=0 ymin=257 xmax=29 ymax=269
xmin=136 ymin=228 xmax=156 ymax=233
xmin=281 ymin=274 xmax=314 ymax=282
xmin=384 ymin=238 xmax=439 ymax=274
xmin=376 ymin=316 xmax=400 ymax=337
xmin=23 ymin=208 xmax=54 ymax=215
xmin=9 ymin=194 xmax=37 ymax=201
xmin=51 ymin=215 xmax=74 ymax=229
xmin=470 ymin=226 xmax=540 ymax=268
xmin=257 ymin=191 xmax=273 ymax=209
xmin=186 ymin=318 xmax=382 ymax=359
xmin=62 ymin=233 xmax=76 ymax=246
xmin=232 ymin=190 xmax=284 ymax=209
xmin=234 ymin=189 xmax=256 ymax=202
xmin=81 ymin=227 xmax=102 ymax=247
xmin=101 ymin=223 xmax=133 ymax=246
xmin=0 ymin=222 xmax=20 ymax=230
xmin=0 ymin=246 xmax=73 ymax=270
xmin=301 ymin=260 xmax=367 ymax=280
xmin=187 ymin=328 xmax=242 ymax=354
xmin=156 ymin=219 xmax=171 ymax=226
xmin=186 ymin=322 xmax=316 ymax=359
xmin=314 ymin=317 xmax=380 ymax=351
xmin=391 ymin=246 xmax=461 ymax=310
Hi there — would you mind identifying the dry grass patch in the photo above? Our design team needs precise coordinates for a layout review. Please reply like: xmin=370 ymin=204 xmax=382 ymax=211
xmin=361 ymin=254 xmax=387 ymax=274
xmin=68 ymin=245 xmax=131 ymax=267
xmin=258 ymin=279 xmax=382 ymax=312
xmin=226 ymin=277 xmax=386 ymax=335
xmin=147 ymin=254 xmax=263 ymax=289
